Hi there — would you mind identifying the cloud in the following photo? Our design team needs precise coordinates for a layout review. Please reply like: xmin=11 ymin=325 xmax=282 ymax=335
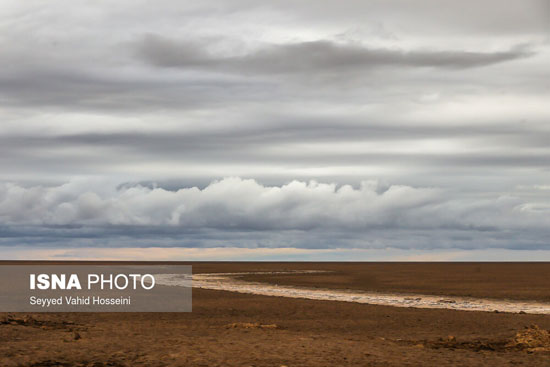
xmin=0 ymin=1 xmax=549 ymax=257
xmin=1 ymin=115 xmax=548 ymax=187
xmin=0 ymin=178 xmax=440 ymax=228
xmin=136 ymin=35 xmax=534 ymax=74
xmin=0 ymin=178 xmax=548 ymax=250
xmin=259 ymin=0 xmax=550 ymax=36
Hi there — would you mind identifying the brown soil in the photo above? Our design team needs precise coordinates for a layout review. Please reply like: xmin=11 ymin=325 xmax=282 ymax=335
xmin=1 ymin=262 xmax=550 ymax=366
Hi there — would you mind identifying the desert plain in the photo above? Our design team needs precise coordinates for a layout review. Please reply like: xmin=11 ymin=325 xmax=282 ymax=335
xmin=1 ymin=262 xmax=550 ymax=366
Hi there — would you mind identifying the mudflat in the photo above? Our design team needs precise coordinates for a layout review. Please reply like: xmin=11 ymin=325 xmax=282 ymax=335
xmin=1 ymin=262 xmax=550 ymax=366
xmin=230 ymin=262 xmax=550 ymax=301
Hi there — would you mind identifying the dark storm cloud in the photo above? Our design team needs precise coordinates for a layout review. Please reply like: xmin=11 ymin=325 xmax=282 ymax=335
xmin=136 ymin=35 xmax=534 ymax=74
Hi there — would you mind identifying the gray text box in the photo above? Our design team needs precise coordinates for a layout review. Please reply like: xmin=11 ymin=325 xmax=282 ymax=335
xmin=0 ymin=265 xmax=191 ymax=312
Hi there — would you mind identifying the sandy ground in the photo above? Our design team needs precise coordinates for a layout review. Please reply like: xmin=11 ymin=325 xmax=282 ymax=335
xmin=1 ymin=262 xmax=550 ymax=366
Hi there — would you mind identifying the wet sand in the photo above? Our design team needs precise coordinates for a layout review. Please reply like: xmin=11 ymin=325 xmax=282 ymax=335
xmin=2 ymin=262 xmax=550 ymax=366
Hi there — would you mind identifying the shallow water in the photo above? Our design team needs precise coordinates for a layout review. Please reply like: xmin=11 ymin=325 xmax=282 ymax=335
xmin=154 ymin=271 xmax=550 ymax=315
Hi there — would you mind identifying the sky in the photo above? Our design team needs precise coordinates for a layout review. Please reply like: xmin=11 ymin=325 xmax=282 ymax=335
xmin=1 ymin=0 xmax=549 ymax=260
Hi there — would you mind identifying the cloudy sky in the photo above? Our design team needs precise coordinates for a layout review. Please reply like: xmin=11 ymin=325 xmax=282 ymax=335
xmin=1 ymin=1 xmax=549 ymax=260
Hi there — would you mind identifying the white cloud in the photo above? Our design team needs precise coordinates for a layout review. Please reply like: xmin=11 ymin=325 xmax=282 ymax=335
xmin=0 ymin=178 xmax=440 ymax=228
xmin=0 ymin=177 xmax=548 ymax=251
